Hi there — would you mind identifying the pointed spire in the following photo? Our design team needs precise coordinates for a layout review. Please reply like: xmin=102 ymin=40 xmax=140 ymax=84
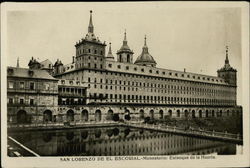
xmin=108 ymin=42 xmax=112 ymax=54
xmin=17 ymin=57 xmax=19 ymax=68
xmin=142 ymin=35 xmax=149 ymax=53
xmin=106 ymin=42 xmax=114 ymax=60
xmin=88 ymin=10 xmax=94 ymax=33
xmin=117 ymin=30 xmax=133 ymax=54
xmin=225 ymin=46 xmax=229 ymax=64
xmin=123 ymin=29 xmax=127 ymax=45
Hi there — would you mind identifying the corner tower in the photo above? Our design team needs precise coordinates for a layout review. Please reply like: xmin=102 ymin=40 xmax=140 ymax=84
xmin=75 ymin=11 xmax=106 ymax=70
xmin=117 ymin=31 xmax=134 ymax=63
xmin=217 ymin=46 xmax=237 ymax=86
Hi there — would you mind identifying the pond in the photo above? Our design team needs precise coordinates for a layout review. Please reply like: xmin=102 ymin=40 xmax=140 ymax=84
xmin=8 ymin=126 xmax=242 ymax=156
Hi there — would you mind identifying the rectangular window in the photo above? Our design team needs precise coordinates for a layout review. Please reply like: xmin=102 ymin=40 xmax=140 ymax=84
xmin=8 ymin=81 xmax=14 ymax=89
xmin=8 ymin=98 xmax=13 ymax=104
xmin=20 ymin=98 xmax=24 ymax=104
xmin=45 ymin=84 xmax=50 ymax=90
xmin=20 ymin=82 xmax=24 ymax=89
xmin=30 ymin=82 xmax=35 ymax=90
xmin=30 ymin=99 xmax=34 ymax=105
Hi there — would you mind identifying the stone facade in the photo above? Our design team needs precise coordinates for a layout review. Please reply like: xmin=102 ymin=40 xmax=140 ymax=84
xmin=52 ymin=10 xmax=241 ymax=123
xmin=7 ymin=11 xmax=242 ymax=125
xmin=7 ymin=67 xmax=58 ymax=124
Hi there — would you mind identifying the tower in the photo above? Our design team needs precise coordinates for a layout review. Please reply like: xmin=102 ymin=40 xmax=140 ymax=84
xmin=28 ymin=57 xmax=41 ymax=69
xmin=217 ymin=46 xmax=237 ymax=86
xmin=75 ymin=10 xmax=106 ymax=70
xmin=134 ymin=35 xmax=157 ymax=67
xmin=53 ymin=59 xmax=64 ymax=74
xmin=117 ymin=30 xmax=134 ymax=63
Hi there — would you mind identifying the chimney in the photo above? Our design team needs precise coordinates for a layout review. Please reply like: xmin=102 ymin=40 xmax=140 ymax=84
xmin=184 ymin=68 xmax=186 ymax=73
xmin=72 ymin=56 xmax=75 ymax=63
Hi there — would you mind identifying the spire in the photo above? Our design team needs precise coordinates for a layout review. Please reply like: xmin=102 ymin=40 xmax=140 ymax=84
xmin=142 ymin=35 xmax=149 ymax=53
xmin=117 ymin=30 xmax=133 ymax=54
xmin=17 ymin=57 xmax=19 ymax=68
xmin=88 ymin=10 xmax=94 ymax=33
xmin=108 ymin=42 xmax=112 ymax=54
xmin=107 ymin=42 xmax=114 ymax=59
xmin=123 ymin=29 xmax=127 ymax=45
xmin=225 ymin=45 xmax=229 ymax=64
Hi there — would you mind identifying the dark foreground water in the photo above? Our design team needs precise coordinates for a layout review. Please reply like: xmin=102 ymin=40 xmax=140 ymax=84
xmin=8 ymin=126 xmax=242 ymax=156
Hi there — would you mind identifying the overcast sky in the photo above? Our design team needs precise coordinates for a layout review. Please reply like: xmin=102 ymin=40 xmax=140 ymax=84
xmin=6 ymin=2 xmax=242 ymax=104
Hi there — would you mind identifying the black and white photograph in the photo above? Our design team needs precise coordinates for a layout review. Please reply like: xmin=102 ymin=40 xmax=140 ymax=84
xmin=1 ymin=2 xmax=249 ymax=168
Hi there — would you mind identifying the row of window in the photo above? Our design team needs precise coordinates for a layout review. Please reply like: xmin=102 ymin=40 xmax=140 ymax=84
xmin=60 ymin=80 xmax=81 ymax=85
xmin=107 ymin=63 xmax=224 ymax=83
xmin=77 ymin=48 xmax=104 ymax=56
xmin=88 ymin=78 xmax=234 ymax=93
xmin=78 ymin=56 xmax=103 ymax=62
xmin=58 ymin=98 xmax=86 ymax=105
xmin=58 ymin=87 xmax=86 ymax=95
xmin=8 ymin=98 xmax=34 ymax=105
xmin=88 ymin=84 xmax=235 ymax=97
xmin=76 ymin=63 xmax=103 ymax=69
xmin=89 ymin=93 xmax=235 ymax=104
xmin=8 ymin=81 xmax=52 ymax=90
xmin=65 ymin=69 xmax=229 ymax=88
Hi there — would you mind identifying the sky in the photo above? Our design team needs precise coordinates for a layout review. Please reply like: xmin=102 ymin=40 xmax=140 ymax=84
xmin=6 ymin=2 xmax=242 ymax=104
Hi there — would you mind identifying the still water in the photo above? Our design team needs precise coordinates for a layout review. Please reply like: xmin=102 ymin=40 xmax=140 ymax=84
xmin=8 ymin=126 xmax=241 ymax=156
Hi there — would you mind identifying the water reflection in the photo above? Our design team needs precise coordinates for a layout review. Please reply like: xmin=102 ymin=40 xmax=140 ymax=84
xmin=8 ymin=126 xmax=240 ymax=156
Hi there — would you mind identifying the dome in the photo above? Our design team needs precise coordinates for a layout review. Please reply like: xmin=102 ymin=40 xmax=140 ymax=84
xmin=134 ymin=52 xmax=156 ymax=65
xmin=134 ymin=36 xmax=156 ymax=67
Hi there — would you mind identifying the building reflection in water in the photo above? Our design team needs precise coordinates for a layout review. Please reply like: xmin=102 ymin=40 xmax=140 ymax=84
xmin=9 ymin=127 xmax=240 ymax=156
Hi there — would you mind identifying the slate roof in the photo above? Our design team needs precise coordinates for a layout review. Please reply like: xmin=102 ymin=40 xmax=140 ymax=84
xmin=7 ymin=67 xmax=57 ymax=80
xmin=40 ymin=59 xmax=53 ymax=69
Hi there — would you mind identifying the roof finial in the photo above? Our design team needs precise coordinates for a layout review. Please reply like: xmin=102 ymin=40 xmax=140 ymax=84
xmin=225 ymin=45 xmax=229 ymax=64
xmin=17 ymin=57 xmax=19 ymax=68
xmin=107 ymin=42 xmax=114 ymax=59
xmin=108 ymin=42 xmax=112 ymax=54
xmin=122 ymin=29 xmax=128 ymax=46
xmin=142 ymin=35 xmax=149 ymax=53
xmin=124 ymin=29 xmax=127 ymax=41
xmin=88 ymin=10 xmax=94 ymax=33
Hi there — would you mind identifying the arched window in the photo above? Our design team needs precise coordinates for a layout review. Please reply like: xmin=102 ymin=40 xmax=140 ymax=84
xmin=192 ymin=110 xmax=195 ymax=118
xmin=184 ymin=110 xmax=189 ymax=118
xmin=95 ymin=110 xmax=102 ymax=122
xmin=206 ymin=110 xmax=209 ymax=117
xmin=119 ymin=55 xmax=122 ymax=62
xmin=17 ymin=110 xmax=29 ymax=124
xmin=177 ymin=110 xmax=180 ymax=117
xmin=106 ymin=109 xmax=114 ymax=121
xmin=139 ymin=109 xmax=144 ymax=119
xmin=168 ymin=110 xmax=172 ymax=117
xmin=43 ymin=110 xmax=52 ymax=123
xmin=67 ymin=109 xmax=74 ymax=122
xmin=127 ymin=54 xmax=130 ymax=62
xmin=199 ymin=110 xmax=202 ymax=118
xmin=82 ymin=110 xmax=88 ymax=122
